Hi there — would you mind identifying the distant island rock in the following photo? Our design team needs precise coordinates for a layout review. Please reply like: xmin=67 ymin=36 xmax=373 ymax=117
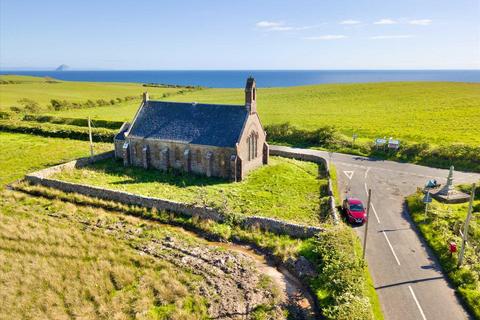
xmin=55 ymin=64 xmax=69 ymax=71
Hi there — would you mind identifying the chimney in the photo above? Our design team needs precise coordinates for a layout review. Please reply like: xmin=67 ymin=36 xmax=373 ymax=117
xmin=142 ymin=92 xmax=149 ymax=102
xmin=245 ymin=77 xmax=257 ymax=114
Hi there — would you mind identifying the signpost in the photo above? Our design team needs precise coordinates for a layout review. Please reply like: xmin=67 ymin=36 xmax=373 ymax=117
xmin=458 ymin=183 xmax=476 ymax=267
xmin=423 ymin=190 xmax=432 ymax=217
xmin=352 ymin=133 xmax=358 ymax=147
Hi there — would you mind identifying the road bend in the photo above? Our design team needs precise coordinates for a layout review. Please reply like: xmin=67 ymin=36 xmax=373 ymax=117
xmin=270 ymin=145 xmax=480 ymax=320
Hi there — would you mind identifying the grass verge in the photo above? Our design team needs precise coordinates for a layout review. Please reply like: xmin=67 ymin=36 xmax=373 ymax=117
xmin=406 ymin=190 xmax=480 ymax=319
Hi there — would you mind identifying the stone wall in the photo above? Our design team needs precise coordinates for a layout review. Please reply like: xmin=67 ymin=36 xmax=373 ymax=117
xmin=125 ymin=137 xmax=237 ymax=180
xmin=24 ymin=150 xmax=324 ymax=239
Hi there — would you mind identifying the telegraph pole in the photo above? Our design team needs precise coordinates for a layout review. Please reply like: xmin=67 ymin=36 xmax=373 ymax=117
xmin=458 ymin=183 xmax=476 ymax=268
xmin=88 ymin=116 xmax=94 ymax=160
xmin=363 ymin=188 xmax=372 ymax=260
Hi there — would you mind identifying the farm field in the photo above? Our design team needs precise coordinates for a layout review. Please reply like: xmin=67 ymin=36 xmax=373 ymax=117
xmin=0 ymin=75 xmax=181 ymax=111
xmin=52 ymin=156 xmax=328 ymax=226
xmin=0 ymin=132 xmax=111 ymax=186
xmin=1 ymin=76 xmax=479 ymax=147
xmin=407 ymin=188 xmax=480 ymax=318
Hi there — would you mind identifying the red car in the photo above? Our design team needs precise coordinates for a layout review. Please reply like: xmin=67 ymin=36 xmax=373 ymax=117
xmin=342 ymin=197 xmax=367 ymax=225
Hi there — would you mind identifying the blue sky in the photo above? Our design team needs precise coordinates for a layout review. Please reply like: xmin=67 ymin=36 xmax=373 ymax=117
xmin=1 ymin=0 xmax=478 ymax=70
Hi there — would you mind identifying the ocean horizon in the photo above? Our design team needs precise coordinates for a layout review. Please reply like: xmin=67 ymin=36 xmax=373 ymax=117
xmin=1 ymin=69 xmax=479 ymax=88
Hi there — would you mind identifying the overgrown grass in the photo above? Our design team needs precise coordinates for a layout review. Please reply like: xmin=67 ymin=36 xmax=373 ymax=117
xmin=0 ymin=132 xmax=111 ymax=186
xmin=14 ymin=180 xmax=382 ymax=320
xmin=407 ymin=190 xmax=480 ymax=319
xmin=52 ymin=156 xmax=328 ymax=226
xmin=0 ymin=190 xmax=211 ymax=319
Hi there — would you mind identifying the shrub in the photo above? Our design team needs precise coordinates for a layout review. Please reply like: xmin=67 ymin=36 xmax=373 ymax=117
xmin=301 ymin=226 xmax=374 ymax=320
xmin=18 ymin=98 xmax=40 ymax=113
xmin=22 ymin=114 xmax=124 ymax=129
xmin=9 ymin=106 xmax=23 ymax=113
xmin=0 ymin=111 xmax=11 ymax=119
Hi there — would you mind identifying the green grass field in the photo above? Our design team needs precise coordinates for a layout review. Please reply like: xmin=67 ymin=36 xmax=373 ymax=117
xmin=0 ymin=132 xmax=111 ymax=186
xmin=2 ymin=75 xmax=479 ymax=147
xmin=0 ymin=75 xmax=180 ymax=111
xmin=407 ymin=190 xmax=480 ymax=319
xmin=52 ymin=156 xmax=328 ymax=226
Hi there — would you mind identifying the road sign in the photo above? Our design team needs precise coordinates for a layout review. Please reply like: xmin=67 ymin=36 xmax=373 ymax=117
xmin=343 ymin=171 xmax=354 ymax=180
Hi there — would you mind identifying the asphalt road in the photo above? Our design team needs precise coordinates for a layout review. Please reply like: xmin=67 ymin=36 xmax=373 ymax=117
xmin=270 ymin=146 xmax=480 ymax=320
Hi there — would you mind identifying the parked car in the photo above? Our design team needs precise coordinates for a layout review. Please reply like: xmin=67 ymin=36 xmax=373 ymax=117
xmin=342 ymin=197 xmax=367 ymax=225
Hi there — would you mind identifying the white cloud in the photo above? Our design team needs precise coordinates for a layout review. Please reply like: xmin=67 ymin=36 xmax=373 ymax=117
xmin=409 ymin=19 xmax=432 ymax=26
xmin=340 ymin=20 xmax=361 ymax=25
xmin=374 ymin=18 xmax=397 ymax=25
xmin=255 ymin=21 xmax=320 ymax=32
xmin=256 ymin=21 xmax=283 ymax=28
xmin=370 ymin=35 xmax=414 ymax=39
xmin=304 ymin=35 xmax=347 ymax=40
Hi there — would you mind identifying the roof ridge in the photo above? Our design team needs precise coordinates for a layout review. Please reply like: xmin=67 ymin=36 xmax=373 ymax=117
xmin=148 ymin=100 xmax=244 ymax=108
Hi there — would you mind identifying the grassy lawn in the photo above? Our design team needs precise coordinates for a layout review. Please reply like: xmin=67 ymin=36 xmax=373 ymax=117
xmin=52 ymin=156 xmax=327 ymax=226
xmin=407 ymin=189 xmax=480 ymax=319
xmin=0 ymin=190 xmax=212 ymax=319
xmin=0 ymin=132 xmax=111 ymax=186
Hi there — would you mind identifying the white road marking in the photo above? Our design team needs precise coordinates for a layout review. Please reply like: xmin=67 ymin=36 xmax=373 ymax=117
xmin=336 ymin=161 xmax=444 ymax=180
xmin=364 ymin=167 xmax=370 ymax=179
xmin=382 ymin=231 xmax=401 ymax=265
xmin=364 ymin=182 xmax=369 ymax=195
xmin=344 ymin=170 xmax=354 ymax=180
xmin=408 ymin=285 xmax=427 ymax=320
xmin=370 ymin=203 xmax=381 ymax=223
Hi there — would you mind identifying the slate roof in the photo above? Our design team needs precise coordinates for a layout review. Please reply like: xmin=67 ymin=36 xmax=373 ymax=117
xmin=127 ymin=101 xmax=248 ymax=147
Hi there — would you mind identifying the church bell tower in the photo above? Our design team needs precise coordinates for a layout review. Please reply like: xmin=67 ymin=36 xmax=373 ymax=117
xmin=245 ymin=77 xmax=257 ymax=114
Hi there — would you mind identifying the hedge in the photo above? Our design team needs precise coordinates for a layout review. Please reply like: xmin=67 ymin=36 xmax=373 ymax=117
xmin=23 ymin=114 xmax=124 ymax=130
xmin=265 ymin=122 xmax=480 ymax=172
xmin=301 ymin=226 xmax=375 ymax=320
xmin=0 ymin=121 xmax=116 ymax=142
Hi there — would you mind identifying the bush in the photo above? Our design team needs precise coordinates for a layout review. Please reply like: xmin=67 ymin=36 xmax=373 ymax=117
xmin=22 ymin=114 xmax=124 ymax=129
xmin=18 ymin=98 xmax=41 ymax=113
xmin=0 ymin=111 xmax=11 ymax=119
xmin=301 ymin=226 xmax=374 ymax=320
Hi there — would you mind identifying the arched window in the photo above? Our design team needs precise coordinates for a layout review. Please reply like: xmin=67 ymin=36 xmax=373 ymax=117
xmin=247 ymin=131 xmax=258 ymax=161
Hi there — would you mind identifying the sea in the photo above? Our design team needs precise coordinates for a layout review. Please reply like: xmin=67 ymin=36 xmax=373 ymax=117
xmin=1 ymin=70 xmax=479 ymax=88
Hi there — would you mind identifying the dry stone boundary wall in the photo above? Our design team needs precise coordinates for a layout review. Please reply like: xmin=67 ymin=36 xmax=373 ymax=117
xmin=24 ymin=150 xmax=325 ymax=238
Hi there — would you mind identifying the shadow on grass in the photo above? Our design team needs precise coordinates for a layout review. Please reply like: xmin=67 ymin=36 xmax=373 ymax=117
xmin=83 ymin=158 xmax=228 ymax=188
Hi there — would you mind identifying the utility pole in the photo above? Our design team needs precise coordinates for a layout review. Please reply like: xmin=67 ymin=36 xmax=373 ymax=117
xmin=458 ymin=183 xmax=476 ymax=268
xmin=88 ymin=116 xmax=94 ymax=161
xmin=363 ymin=188 xmax=372 ymax=260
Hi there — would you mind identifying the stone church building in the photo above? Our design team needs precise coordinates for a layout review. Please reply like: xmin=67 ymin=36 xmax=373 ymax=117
xmin=114 ymin=77 xmax=269 ymax=181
